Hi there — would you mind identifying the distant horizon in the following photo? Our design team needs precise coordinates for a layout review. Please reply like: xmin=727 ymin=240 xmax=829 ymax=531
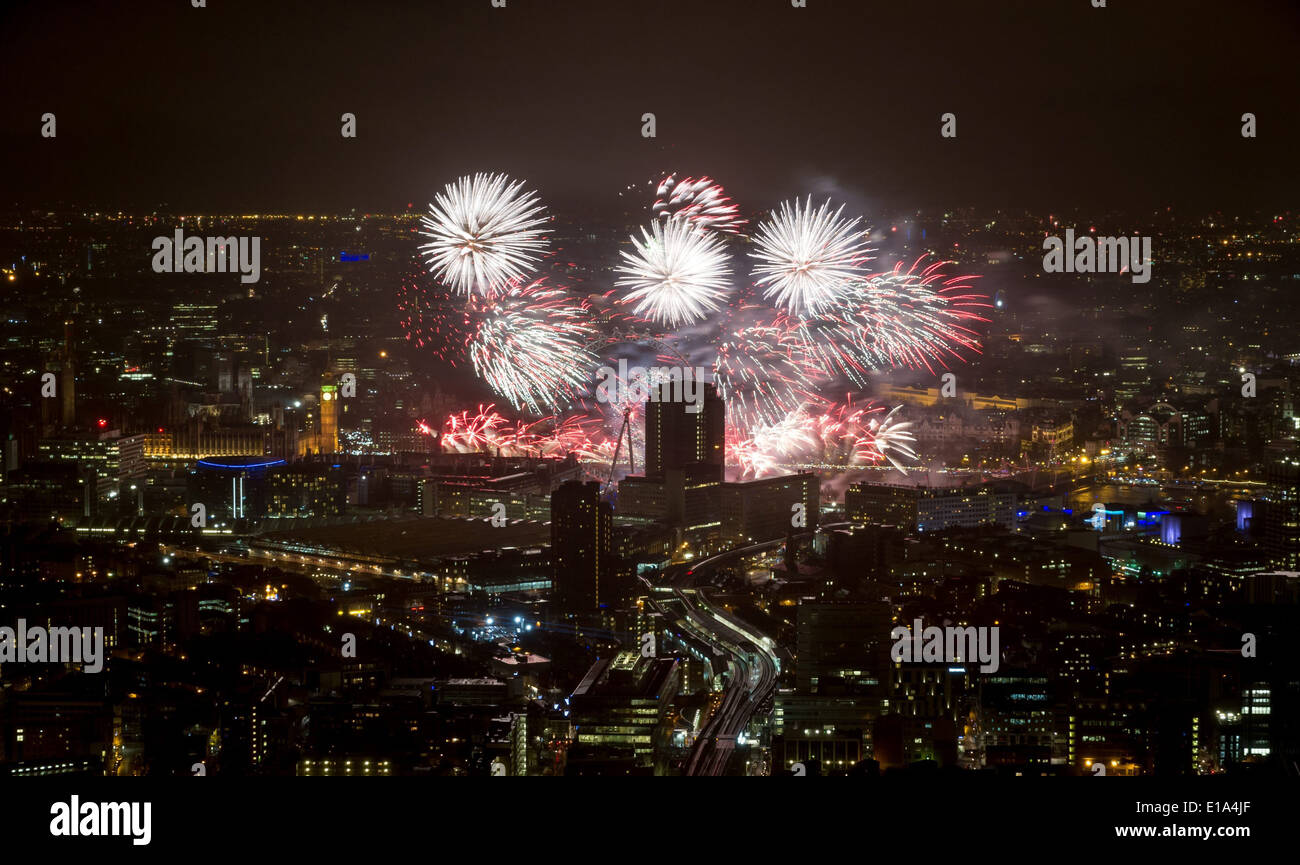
xmin=1 ymin=203 xmax=1292 ymax=219
xmin=4 ymin=0 xmax=1297 ymax=212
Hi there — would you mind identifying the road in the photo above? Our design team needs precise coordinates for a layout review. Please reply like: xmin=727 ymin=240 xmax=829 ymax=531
xmin=647 ymin=537 xmax=791 ymax=776
xmin=157 ymin=540 xmax=436 ymax=583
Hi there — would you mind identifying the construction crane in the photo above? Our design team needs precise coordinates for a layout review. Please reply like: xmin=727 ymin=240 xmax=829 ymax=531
xmin=606 ymin=405 xmax=636 ymax=491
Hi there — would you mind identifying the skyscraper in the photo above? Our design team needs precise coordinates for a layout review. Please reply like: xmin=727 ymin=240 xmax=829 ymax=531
xmin=1261 ymin=451 xmax=1300 ymax=571
xmin=644 ymin=381 xmax=724 ymax=482
xmin=619 ymin=382 xmax=725 ymax=528
xmin=551 ymin=480 xmax=612 ymax=613
xmin=60 ymin=319 xmax=76 ymax=428
xmin=795 ymin=601 xmax=891 ymax=694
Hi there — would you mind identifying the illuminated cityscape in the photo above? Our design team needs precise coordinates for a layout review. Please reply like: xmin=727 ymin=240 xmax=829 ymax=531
xmin=0 ymin=5 xmax=1296 ymax=841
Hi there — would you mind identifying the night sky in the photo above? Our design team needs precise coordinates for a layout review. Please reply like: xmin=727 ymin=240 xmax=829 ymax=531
xmin=2 ymin=0 xmax=1297 ymax=212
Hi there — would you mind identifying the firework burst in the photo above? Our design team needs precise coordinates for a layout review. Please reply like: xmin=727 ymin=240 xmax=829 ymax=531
xmin=786 ymin=311 xmax=875 ymax=387
xmin=727 ymin=413 xmax=816 ymax=479
xmin=652 ymin=174 xmax=747 ymax=235
xmin=467 ymin=279 xmax=598 ymax=415
xmin=397 ymin=270 xmax=474 ymax=364
xmin=441 ymin=404 xmax=506 ymax=452
xmin=615 ymin=218 xmax=733 ymax=327
xmin=406 ymin=173 xmax=992 ymax=479
xmin=440 ymin=405 xmax=611 ymax=461
xmin=803 ymin=256 xmax=989 ymax=377
xmin=714 ymin=309 xmax=823 ymax=430
xmin=726 ymin=401 xmax=917 ymax=478
xmin=532 ymin=413 xmax=610 ymax=461
xmin=749 ymin=197 xmax=873 ymax=317
xmin=862 ymin=405 xmax=919 ymax=470
xmin=784 ymin=256 xmax=989 ymax=384
xmin=816 ymin=400 xmax=918 ymax=471
xmin=852 ymin=256 xmax=990 ymax=372
xmin=418 ymin=173 xmax=551 ymax=298
xmin=725 ymin=436 xmax=780 ymax=480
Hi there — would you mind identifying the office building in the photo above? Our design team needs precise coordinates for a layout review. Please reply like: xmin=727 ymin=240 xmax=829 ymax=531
xmin=796 ymin=601 xmax=892 ymax=694
xmin=720 ymin=472 xmax=818 ymax=543
xmin=551 ymin=480 xmax=612 ymax=613
xmin=567 ymin=651 xmax=680 ymax=772
xmin=36 ymin=430 xmax=146 ymax=500
xmin=190 ymin=457 xmax=345 ymax=522
xmin=1260 ymin=452 xmax=1300 ymax=571
xmin=618 ymin=382 xmax=724 ymax=528
xmin=644 ymin=381 xmax=724 ymax=480
xmin=846 ymin=482 xmax=1016 ymax=533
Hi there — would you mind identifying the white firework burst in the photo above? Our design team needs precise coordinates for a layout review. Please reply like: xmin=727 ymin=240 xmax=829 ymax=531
xmin=865 ymin=405 xmax=918 ymax=472
xmin=749 ymin=196 xmax=873 ymax=316
xmin=615 ymin=218 xmax=733 ymax=326
xmin=418 ymin=173 xmax=551 ymax=298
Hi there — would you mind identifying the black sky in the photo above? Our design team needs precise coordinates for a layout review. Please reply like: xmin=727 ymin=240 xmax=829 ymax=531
xmin=2 ymin=0 xmax=1297 ymax=213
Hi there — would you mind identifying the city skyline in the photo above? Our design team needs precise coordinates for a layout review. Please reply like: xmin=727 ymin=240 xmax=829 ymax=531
xmin=0 ymin=6 xmax=1296 ymax=848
